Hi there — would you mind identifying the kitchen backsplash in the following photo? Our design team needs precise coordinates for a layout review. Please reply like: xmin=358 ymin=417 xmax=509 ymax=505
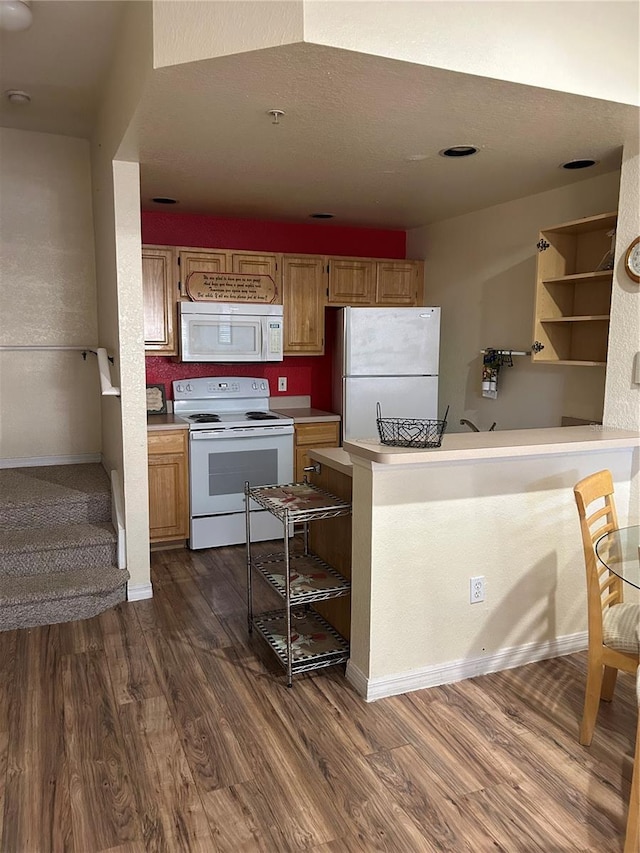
xmin=145 ymin=355 xmax=333 ymax=410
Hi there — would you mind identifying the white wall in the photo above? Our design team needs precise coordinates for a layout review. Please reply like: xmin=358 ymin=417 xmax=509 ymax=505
xmin=153 ymin=0 xmax=304 ymax=67
xmin=604 ymin=139 xmax=640 ymax=432
xmin=0 ymin=128 xmax=101 ymax=462
xmin=91 ymin=1 xmax=154 ymax=591
xmin=407 ymin=172 xmax=621 ymax=432
xmin=304 ymin=1 xmax=639 ymax=106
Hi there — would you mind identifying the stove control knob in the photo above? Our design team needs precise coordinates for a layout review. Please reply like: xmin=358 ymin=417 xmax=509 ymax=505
xmin=175 ymin=383 xmax=183 ymax=393
xmin=252 ymin=382 xmax=257 ymax=390
xmin=260 ymin=381 xmax=267 ymax=390
xmin=186 ymin=383 xmax=193 ymax=392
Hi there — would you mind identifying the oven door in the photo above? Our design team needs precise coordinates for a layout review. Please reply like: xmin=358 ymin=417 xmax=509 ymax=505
xmin=189 ymin=425 xmax=294 ymax=517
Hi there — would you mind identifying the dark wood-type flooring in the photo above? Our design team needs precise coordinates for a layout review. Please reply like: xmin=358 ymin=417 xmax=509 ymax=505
xmin=0 ymin=540 xmax=636 ymax=852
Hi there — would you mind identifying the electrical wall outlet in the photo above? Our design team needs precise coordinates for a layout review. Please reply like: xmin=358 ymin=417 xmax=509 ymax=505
xmin=278 ymin=377 xmax=287 ymax=392
xmin=470 ymin=576 xmax=485 ymax=603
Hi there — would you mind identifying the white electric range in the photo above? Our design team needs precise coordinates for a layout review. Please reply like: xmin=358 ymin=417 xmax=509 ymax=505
xmin=173 ymin=376 xmax=294 ymax=548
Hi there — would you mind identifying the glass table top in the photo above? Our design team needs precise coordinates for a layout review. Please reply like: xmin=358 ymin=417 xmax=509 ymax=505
xmin=595 ymin=525 xmax=640 ymax=590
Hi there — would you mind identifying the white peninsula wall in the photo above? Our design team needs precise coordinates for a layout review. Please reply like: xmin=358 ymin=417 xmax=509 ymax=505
xmin=343 ymin=428 xmax=640 ymax=701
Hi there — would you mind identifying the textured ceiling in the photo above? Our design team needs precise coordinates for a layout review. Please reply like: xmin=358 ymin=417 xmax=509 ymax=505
xmin=1 ymin=2 xmax=638 ymax=230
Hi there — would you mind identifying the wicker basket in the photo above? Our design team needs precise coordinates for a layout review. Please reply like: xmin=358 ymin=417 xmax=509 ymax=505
xmin=376 ymin=403 xmax=449 ymax=448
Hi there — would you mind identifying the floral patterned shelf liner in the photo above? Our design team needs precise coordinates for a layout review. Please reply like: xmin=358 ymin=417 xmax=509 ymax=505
xmin=254 ymin=609 xmax=349 ymax=662
xmin=257 ymin=553 xmax=350 ymax=597
xmin=251 ymin=483 xmax=349 ymax=513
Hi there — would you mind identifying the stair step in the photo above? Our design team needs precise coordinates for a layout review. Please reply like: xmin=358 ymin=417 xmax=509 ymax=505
xmin=0 ymin=464 xmax=111 ymax=529
xmin=0 ymin=566 xmax=129 ymax=631
xmin=0 ymin=522 xmax=117 ymax=576
xmin=0 ymin=462 xmax=129 ymax=631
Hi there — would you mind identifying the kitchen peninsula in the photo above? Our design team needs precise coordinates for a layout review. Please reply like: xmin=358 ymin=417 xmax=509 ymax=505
xmin=309 ymin=426 xmax=640 ymax=701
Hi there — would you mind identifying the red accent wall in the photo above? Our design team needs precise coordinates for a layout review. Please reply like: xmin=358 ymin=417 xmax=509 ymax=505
xmin=142 ymin=211 xmax=406 ymax=257
xmin=142 ymin=212 xmax=405 ymax=410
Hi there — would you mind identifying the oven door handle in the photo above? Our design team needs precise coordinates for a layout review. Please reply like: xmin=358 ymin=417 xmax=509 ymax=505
xmin=190 ymin=426 xmax=294 ymax=439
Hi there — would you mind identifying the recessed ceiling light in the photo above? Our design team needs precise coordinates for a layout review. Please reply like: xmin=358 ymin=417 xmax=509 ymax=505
xmin=561 ymin=159 xmax=598 ymax=170
xmin=310 ymin=213 xmax=334 ymax=219
xmin=151 ymin=197 xmax=178 ymax=204
xmin=5 ymin=89 xmax=31 ymax=104
xmin=440 ymin=146 xmax=478 ymax=158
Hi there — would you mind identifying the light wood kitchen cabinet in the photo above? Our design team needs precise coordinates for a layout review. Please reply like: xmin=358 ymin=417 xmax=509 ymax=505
xmin=375 ymin=259 xmax=423 ymax=305
xmin=177 ymin=247 xmax=227 ymax=296
xmin=294 ymin=420 xmax=340 ymax=482
xmin=148 ymin=429 xmax=189 ymax=543
xmin=282 ymin=255 xmax=326 ymax=355
xmin=532 ymin=211 xmax=617 ymax=366
xmin=327 ymin=256 xmax=376 ymax=305
xmin=142 ymin=244 xmax=425 ymax=359
xmin=142 ymin=246 xmax=178 ymax=355
xmin=327 ymin=256 xmax=423 ymax=306
xmin=177 ymin=247 xmax=280 ymax=299
xmin=230 ymin=252 xmax=278 ymax=285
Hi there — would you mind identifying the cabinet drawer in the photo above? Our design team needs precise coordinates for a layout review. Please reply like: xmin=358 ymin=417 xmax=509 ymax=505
xmin=148 ymin=430 xmax=187 ymax=455
xmin=295 ymin=422 xmax=340 ymax=447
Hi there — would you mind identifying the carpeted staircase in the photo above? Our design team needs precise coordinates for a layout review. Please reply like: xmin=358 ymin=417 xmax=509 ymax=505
xmin=0 ymin=463 xmax=129 ymax=631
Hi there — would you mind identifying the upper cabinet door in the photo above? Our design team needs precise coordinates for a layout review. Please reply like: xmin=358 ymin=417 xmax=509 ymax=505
xmin=376 ymin=260 xmax=422 ymax=305
xmin=177 ymin=248 xmax=228 ymax=296
xmin=282 ymin=256 xmax=326 ymax=355
xmin=230 ymin=252 xmax=281 ymax=304
xmin=142 ymin=245 xmax=177 ymax=355
xmin=327 ymin=257 xmax=375 ymax=305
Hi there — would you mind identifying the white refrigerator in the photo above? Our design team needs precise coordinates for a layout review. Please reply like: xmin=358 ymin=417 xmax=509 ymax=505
xmin=332 ymin=306 xmax=441 ymax=441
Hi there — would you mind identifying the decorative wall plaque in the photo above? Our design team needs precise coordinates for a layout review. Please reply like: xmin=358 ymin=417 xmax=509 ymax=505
xmin=146 ymin=383 xmax=167 ymax=414
xmin=185 ymin=271 xmax=278 ymax=303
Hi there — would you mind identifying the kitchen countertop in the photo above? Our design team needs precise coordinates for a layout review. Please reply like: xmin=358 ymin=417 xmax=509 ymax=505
xmin=271 ymin=407 xmax=341 ymax=423
xmin=147 ymin=414 xmax=189 ymax=430
xmin=308 ymin=447 xmax=353 ymax=477
xmin=343 ymin=425 xmax=640 ymax=465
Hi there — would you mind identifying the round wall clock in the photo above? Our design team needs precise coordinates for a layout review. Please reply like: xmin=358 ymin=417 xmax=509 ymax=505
xmin=624 ymin=235 xmax=640 ymax=282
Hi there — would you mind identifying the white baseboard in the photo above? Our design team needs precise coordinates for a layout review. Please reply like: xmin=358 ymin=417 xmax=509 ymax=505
xmin=0 ymin=453 xmax=101 ymax=469
xmin=346 ymin=631 xmax=589 ymax=702
xmin=127 ymin=582 xmax=153 ymax=601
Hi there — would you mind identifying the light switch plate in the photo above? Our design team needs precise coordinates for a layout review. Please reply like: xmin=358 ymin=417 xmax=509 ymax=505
xmin=278 ymin=377 xmax=287 ymax=392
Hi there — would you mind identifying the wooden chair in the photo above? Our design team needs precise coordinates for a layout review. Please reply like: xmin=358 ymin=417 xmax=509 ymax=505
xmin=624 ymin=665 xmax=639 ymax=853
xmin=573 ymin=469 xmax=640 ymax=746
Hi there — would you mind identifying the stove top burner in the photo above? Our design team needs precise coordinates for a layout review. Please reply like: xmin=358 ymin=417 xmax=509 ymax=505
xmin=189 ymin=414 xmax=221 ymax=423
xmin=245 ymin=411 xmax=278 ymax=420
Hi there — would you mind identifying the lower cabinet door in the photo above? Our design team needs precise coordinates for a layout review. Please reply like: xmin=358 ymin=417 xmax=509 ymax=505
xmin=294 ymin=421 xmax=340 ymax=481
xmin=148 ymin=430 xmax=189 ymax=542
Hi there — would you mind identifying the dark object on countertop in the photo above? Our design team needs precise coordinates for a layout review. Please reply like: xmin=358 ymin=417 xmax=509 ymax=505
xmin=460 ymin=419 xmax=497 ymax=432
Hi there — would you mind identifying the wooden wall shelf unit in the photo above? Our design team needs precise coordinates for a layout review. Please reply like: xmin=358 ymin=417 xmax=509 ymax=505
xmin=532 ymin=212 xmax=617 ymax=366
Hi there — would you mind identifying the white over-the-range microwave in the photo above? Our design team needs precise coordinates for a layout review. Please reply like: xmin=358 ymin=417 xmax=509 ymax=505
xmin=179 ymin=301 xmax=284 ymax=362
